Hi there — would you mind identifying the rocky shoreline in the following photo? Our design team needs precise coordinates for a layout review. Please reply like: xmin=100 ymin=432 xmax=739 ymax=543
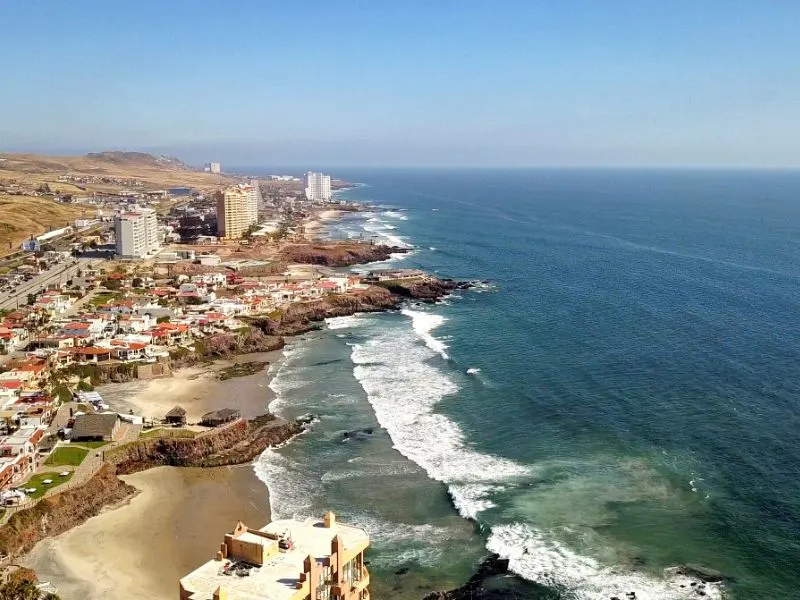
xmin=280 ymin=241 xmax=409 ymax=266
xmin=0 ymin=414 xmax=309 ymax=562
xmin=0 ymin=234 xmax=478 ymax=591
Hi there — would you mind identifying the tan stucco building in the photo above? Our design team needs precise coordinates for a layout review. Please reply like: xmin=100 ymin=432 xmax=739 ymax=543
xmin=179 ymin=512 xmax=370 ymax=600
xmin=216 ymin=185 xmax=258 ymax=239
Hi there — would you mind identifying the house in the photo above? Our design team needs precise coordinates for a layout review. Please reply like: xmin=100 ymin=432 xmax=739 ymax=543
xmin=109 ymin=341 xmax=148 ymax=362
xmin=0 ymin=381 xmax=22 ymax=405
xmin=164 ymin=406 xmax=187 ymax=426
xmin=71 ymin=346 xmax=113 ymax=363
xmin=71 ymin=413 xmax=120 ymax=442
xmin=33 ymin=292 xmax=72 ymax=314
xmin=117 ymin=314 xmax=154 ymax=333
xmin=0 ymin=327 xmax=21 ymax=353
xmin=148 ymin=323 xmax=189 ymax=346
xmin=200 ymin=408 xmax=240 ymax=427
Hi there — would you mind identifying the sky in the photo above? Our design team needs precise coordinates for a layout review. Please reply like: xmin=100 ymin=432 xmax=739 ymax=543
xmin=1 ymin=1 xmax=799 ymax=168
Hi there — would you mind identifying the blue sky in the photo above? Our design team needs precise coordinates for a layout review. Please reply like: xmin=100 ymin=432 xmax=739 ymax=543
xmin=2 ymin=1 xmax=799 ymax=167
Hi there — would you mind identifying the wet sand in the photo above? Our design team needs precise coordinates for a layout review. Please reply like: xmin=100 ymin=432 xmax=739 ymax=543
xmin=98 ymin=351 xmax=282 ymax=423
xmin=304 ymin=209 xmax=341 ymax=239
xmin=25 ymin=466 xmax=270 ymax=600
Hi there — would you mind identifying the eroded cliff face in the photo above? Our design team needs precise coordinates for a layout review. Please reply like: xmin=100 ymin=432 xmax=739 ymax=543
xmin=106 ymin=417 xmax=304 ymax=475
xmin=0 ymin=464 xmax=136 ymax=558
xmin=386 ymin=279 xmax=473 ymax=302
xmin=250 ymin=286 xmax=401 ymax=337
xmin=280 ymin=242 xmax=408 ymax=267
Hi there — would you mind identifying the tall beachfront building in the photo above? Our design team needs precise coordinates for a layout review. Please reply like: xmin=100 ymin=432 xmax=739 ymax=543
xmin=114 ymin=208 xmax=160 ymax=259
xmin=216 ymin=184 xmax=258 ymax=239
xmin=179 ymin=512 xmax=370 ymax=600
xmin=304 ymin=171 xmax=332 ymax=202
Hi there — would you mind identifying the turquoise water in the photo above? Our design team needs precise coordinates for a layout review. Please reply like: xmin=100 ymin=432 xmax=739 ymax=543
xmin=255 ymin=170 xmax=800 ymax=599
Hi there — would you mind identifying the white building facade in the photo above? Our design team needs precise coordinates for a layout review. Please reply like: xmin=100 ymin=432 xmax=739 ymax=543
xmin=115 ymin=209 xmax=160 ymax=259
xmin=304 ymin=171 xmax=332 ymax=202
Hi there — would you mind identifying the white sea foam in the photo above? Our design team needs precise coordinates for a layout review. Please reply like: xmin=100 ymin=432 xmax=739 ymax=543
xmin=466 ymin=367 xmax=481 ymax=374
xmin=487 ymin=523 xmax=723 ymax=600
xmin=384 ymin=210 xmax=409 ymax=220
xmin=325 ymin=315 xmax=363 ymax=330
xmin=351 ymin=319 xmax=528 ymax=521
xmin=400 ymin=308 xmax=450 ymax=359
xmin=253 ymin=448 xmax=316 ymax=518
xmin=429 ymin=246 xmax=437 ymax=251
xmin=320 ymin=461 xmax=420 ymax=482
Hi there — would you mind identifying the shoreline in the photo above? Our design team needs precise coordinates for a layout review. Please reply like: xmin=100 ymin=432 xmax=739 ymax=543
xmin=24 ymin=465 xmax=270 ymax=600
xmin=21 ymin=350 xmax=284 ymax=600
xmin=99 ymin=350 xmax=282 ymax=423
xmin=12 ymin=207 xmax=479 ymax=599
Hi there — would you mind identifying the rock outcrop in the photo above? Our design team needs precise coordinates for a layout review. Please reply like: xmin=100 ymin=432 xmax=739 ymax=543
xmin=249 ymin=286 xmax=401 ymax=337
xmin=280 ymin=242 xmax=408 ymax=267
xmin=421 ymin=555 xmax=519 ymax=600
xmin=387 ymin=279 xmax=475 ymax=302
xmin=0 ymin=464 xmax=135 ymax=559
xmin=106 ymin=415 xmax=305 ymax=474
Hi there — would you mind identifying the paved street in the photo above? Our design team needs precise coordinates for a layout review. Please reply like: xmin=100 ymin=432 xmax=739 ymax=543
xmin=0 ymin=257 xmax=97 ymax=311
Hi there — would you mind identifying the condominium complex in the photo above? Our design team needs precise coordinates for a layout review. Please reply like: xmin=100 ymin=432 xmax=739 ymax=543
xmin=114 ymin=209 xmax=160 ymax=259
xmin=204 ymin=162 xmax=222 ymax=174
xmin=179 ymin=512 xmax=370 ymax=600
xmin=216 ymin=184 xmax=258 ymax=239
xmin=304 ymin=171 xmax=332 ymax=202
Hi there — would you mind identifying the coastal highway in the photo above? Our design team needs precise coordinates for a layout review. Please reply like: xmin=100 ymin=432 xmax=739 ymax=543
xmin=0 ymin=258 xmax=97 ymax=311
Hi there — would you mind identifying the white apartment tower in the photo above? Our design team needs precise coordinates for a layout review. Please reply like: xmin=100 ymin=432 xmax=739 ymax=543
xmin=210 ymin=162 xmax=221 ymax=174
xmin=115 ymin=209 xmax=160 ymax=259
xmin=216 ymin=184 xmax=259 ymax=239
xmin=305 ymin=171 xmax=332 ymax=202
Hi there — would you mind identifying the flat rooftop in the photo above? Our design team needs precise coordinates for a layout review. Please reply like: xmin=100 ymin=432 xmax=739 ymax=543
xmin=180 ymin=516 xmax=369 ymax=600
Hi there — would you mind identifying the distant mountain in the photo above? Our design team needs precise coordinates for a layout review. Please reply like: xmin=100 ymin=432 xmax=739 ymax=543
xmin=84 ymin=151 xmax=191 ymax=170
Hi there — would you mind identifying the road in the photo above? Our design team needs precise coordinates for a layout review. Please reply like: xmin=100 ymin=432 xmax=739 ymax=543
xmin=0 ymin=257 xmax=97 ymax=311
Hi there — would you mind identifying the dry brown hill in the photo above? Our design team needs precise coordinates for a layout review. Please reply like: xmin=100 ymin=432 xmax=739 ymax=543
xmin=0 ymin=151 xmax=236 ymax=195
xmin=0 ymin=151 xmax=239 ymax=251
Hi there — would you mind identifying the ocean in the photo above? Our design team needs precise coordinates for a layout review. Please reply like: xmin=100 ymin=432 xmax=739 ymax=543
xmin=254 ymin=169 xmax=800 ymax=600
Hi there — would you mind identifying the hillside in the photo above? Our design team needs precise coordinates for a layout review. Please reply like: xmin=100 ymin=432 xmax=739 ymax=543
xmin=0 ymin=151 xmax=237 ymax=195
xmin=0 ymin=194 xmax=84 ymax=252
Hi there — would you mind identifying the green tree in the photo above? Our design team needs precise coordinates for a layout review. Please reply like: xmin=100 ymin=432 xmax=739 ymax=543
xmin=0 ymin=579 xmax=61 ymax=600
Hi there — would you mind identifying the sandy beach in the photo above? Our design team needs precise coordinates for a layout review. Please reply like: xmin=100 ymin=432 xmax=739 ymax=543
xmin=98 ymin=351 xmax=282 ymax=423
xmin=22 ymin=350 xmax=284 ymax=599
xmin=304 ymin=209 xmax=341 ymax=239
xmin=25 ymin=466 xmax=270 ymax=600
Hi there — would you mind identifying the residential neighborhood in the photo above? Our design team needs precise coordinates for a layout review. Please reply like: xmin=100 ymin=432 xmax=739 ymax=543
xmin=0 ymin=254 xmax=372 ymax=507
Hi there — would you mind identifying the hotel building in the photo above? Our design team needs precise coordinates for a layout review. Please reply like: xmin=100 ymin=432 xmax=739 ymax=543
xmin=114 ymin=209 xmax=160 ymax=259
xmin=216 ymin=184 xmax=258 ymax=239
xmin=304 ymin=171 xmax=332 ymax=203
xmin=179 ymin=512 xmax=370 ymax=600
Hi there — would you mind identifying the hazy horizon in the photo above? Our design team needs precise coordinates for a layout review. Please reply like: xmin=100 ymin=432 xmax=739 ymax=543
xmin=3 ymin=1 xmax=799 ymax=168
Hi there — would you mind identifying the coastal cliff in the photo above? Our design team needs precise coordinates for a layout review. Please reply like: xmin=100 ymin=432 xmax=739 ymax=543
xmin=249 ymin=286 xmax=400 ymax=336
xmin=385 ymin=278 xmax=475 ymax=303
xmin=280 ymin=242 xmax=408 ymax=267
xmin=106 ymin=415 xmax=305 ymax=474
xmin=0 ymin=464 xmax=135 ymax=559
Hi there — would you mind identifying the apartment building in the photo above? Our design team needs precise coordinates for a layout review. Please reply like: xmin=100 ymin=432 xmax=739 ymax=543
xmin=304 ymin=171 xmax=332 ymax=202
xmin=216 ymin=185 xmax=258 ymax=239
xmin=179 ymin=512 xmax=370 ymax=600
xmin=115 ymin=209 xmax=160 ymax=259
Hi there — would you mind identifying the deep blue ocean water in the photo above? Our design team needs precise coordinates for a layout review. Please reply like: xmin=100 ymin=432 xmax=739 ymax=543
xmin=256 ymin=170 xmax=800 ymax=600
